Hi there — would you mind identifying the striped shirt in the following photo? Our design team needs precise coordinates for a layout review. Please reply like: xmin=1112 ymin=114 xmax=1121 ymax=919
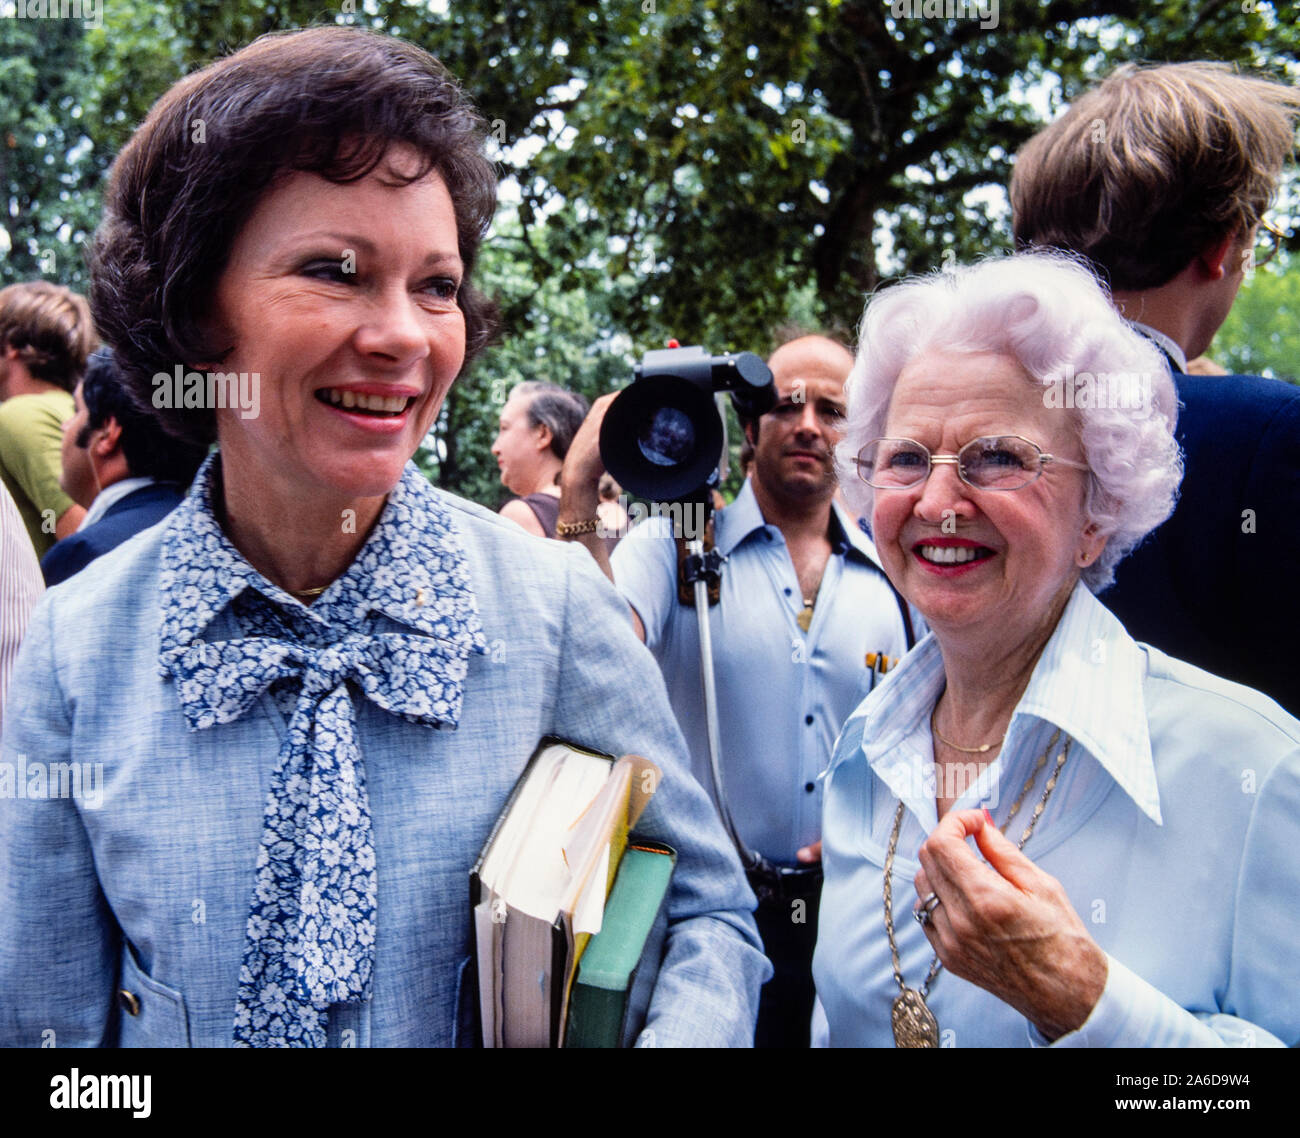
xmin=0 ymin=479 xmax=44 ymax=731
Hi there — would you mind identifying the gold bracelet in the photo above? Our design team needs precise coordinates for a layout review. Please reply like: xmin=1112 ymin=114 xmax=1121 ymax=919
xmin=555 ymin=517 xmax=600 ymax=537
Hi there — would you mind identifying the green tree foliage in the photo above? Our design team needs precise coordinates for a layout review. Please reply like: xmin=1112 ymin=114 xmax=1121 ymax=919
xmin=0 ymin=16 xmax=102 ymax=283
xmin=1207 ymin=254 xmax=1300 ymax=382
xmin=3 ymin=0 xmax=1297 ymax=503
xmin=442 ymin=0 xmax=1297 ymax=343
xmin=422 ymin=212 xmax=636 ymax=508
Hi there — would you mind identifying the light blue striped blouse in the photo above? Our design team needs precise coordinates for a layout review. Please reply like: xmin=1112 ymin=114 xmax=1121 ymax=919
xmin=814 ymin=581 xmax=1300 ymax=1047
xmin=611 ymin=478 xmax=912 ymax=863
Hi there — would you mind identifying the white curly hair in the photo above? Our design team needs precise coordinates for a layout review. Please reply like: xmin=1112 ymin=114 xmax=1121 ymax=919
xmin=835 ymin=252 xmax=1183 ymax=591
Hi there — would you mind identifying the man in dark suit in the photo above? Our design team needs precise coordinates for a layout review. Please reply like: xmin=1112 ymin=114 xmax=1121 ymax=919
xmin=42 ymin=348 xmax=208 ymax=586
xmin=1010 ymin=62 xmax=1300 ymax=715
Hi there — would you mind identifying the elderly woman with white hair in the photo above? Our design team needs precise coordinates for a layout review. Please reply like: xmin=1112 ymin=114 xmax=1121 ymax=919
xmin=814 ymin=252 xmax=1300 ymax=1047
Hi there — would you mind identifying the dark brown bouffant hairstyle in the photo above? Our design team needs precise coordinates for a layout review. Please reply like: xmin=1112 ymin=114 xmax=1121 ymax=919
xmin=1011 ymin=62 xmax=1300 ymax=292
xmin=89 ymin=25 xmax=499 ymax=447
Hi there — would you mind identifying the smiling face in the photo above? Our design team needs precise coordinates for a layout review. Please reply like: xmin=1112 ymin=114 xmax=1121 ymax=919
xmin=205 ymin=149 xmax=466 ymax=508
xmin=748 ymin=336 xmax=851 ymax=508
xmin=871 ymin=349 xmax=1106 ymax=647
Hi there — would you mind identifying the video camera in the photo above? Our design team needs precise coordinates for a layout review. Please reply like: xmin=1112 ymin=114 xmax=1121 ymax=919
xmin=598 ymin=345 xmax=775 ymax=503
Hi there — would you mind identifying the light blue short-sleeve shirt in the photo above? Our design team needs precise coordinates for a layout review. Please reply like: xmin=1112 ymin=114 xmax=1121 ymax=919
xmin=611 ymin=479 xmax=912 ymax=863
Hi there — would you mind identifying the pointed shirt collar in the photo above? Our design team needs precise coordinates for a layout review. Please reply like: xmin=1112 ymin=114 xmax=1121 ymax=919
xmin=834 ymin=580 xmax=1162 ymax=824
xmin=157 ymin=453 xmax=487 ymax=681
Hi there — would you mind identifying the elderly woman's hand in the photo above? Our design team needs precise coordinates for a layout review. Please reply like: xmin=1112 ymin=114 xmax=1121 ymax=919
xmin=913 ymin=808 xmax=1109 ymax=1041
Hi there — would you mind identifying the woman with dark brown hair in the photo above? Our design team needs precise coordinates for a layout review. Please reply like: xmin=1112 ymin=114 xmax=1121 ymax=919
xmin=0 ymin=26 xmax=765 ymax=1048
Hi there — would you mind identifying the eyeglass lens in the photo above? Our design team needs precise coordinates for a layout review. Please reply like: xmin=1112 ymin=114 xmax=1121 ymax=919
xmin=860 ymin=437 xmax=1044 ymax=490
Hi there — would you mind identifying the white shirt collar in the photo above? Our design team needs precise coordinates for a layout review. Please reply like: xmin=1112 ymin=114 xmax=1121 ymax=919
xmin=1129 ymin=322 xmax=1188 ymax=374
xmin=835 ymin=581 xmax=1162 ymax=825
xmin=79 ymin=477 xmax=157 ymax=531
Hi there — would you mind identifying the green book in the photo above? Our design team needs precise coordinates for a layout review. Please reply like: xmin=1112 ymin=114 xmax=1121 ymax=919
xmin=564 ymin=839 xmax=676 ymax=1048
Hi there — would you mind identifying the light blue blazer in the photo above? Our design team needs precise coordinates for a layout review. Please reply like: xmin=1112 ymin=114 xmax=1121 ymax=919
xmin=0 ymin=490 xmax=767 ymax=1047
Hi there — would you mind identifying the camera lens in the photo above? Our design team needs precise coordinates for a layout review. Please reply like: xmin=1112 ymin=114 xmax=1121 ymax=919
xmin=638 ymin=406 xmax=695 ymax=466
xmin=600 ymin=361 xmax=728 ymax=501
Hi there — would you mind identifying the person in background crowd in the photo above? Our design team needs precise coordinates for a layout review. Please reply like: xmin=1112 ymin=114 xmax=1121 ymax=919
xmin=42 ymin=348 xmax=209 ymax=586
xmin=0 ymin=26 xmax=764 ymax=1048
xmin=491 ymin=380 xmax=588 ymax=538
xmin=596 ymin=472 xmax=628 ymax=536
xmin=1011 ymin=60 xmax=1300 ymax=715
xmin=559 ymin=334 xmax=914 ymax=1047
xmin=0 ymin=281 xmax=96 ymax=557
xmin=0 ymin=479 xmax=43 ymax=733
xmin=818 ymin=252 xmax=1299 ymax=1048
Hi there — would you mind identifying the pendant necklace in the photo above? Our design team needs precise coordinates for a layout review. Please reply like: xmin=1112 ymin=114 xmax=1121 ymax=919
xmin=797 ymin=595 xmax=816 ymax=633
xmin=883 ymin=725 xmax=1070 ymax=1047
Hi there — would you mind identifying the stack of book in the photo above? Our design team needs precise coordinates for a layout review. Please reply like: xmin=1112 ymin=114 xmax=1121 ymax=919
xmin=471 ymin=738 xmax=676 ymax=1048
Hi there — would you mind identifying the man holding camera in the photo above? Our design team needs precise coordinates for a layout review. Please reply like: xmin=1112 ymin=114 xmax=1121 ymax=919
xmin=558 ymin=335 xmax=913 ymax=1046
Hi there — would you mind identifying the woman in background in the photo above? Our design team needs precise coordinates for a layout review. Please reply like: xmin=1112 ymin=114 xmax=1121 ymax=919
xmin=491 ymin=381 xmax=588 ymax=538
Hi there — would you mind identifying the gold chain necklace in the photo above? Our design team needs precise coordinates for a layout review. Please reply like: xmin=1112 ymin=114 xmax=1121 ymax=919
xmin=883 ymin=726 xmax=1070 ymax=1047
xmin=930 ymin=706 xmax=1004 ymax=754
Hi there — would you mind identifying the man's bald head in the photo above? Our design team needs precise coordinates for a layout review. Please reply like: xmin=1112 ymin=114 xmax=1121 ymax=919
xmin=742 ymin=335 xmax=852 ymax=508
xmin=747 ymin=335 xmax=854 ymax=445
xmin=767 ymin=335 xmax=855 ymax=394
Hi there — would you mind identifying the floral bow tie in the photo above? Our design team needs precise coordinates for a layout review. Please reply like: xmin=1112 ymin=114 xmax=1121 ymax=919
xmin=157 ymin=455 xmax=486 ymax=1046
xmin=166 ymin=631 xmax=471 ymax=1046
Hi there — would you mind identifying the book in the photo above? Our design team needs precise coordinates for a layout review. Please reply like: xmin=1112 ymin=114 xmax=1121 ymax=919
xmin=564 ymin=839 xmax=676 ymax=1049
xmin=470 ymin=737 xmax=660 ymax=1048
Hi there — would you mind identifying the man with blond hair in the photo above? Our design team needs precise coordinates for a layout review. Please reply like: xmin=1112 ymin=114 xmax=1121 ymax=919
xmin=0 ymin=281 xmax=96 ymax=556
xmin=1011 ymin=62 xmax=1300 ymax=714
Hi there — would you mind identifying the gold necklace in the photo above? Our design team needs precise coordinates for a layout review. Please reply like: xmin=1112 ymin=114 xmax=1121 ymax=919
xmin=883 ymin=726 xmax=1070 ymax=1047
xmin=930 ymin=706 xmax=1004 ymax=754
xmin=289 ymin=584 xmax=329 ymax=602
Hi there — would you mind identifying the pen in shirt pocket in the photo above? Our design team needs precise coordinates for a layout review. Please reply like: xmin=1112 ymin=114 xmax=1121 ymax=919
xmin=864 ymin=650 xmax=897 ymax=692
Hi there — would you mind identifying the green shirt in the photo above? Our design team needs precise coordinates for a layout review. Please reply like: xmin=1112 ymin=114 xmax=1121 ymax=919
xmin=0 ymin=390 xmax=75 ymax=557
